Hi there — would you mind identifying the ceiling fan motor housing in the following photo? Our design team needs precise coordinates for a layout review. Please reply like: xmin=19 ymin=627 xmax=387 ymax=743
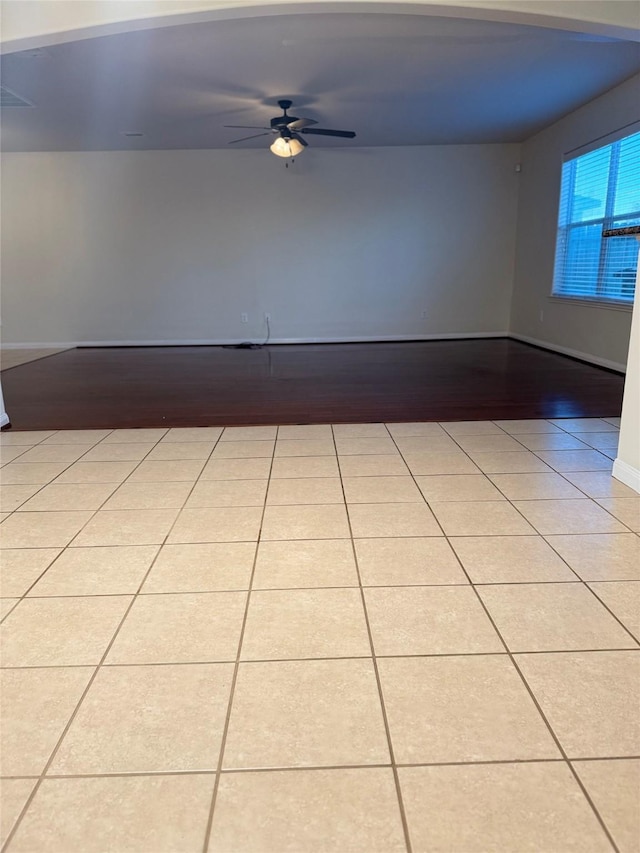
xmin=271 ymin=116 xmax=296 ymax=130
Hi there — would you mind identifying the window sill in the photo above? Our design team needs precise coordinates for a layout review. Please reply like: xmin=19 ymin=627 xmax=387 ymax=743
xmin=549 ymin=296 xmax=634 ymax=312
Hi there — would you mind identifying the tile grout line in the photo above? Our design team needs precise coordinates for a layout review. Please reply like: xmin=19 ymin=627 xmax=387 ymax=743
xmin=461 ymin=435 xmax=640 ymax=646
xmin=4 ymin=529 xmax=636 ymax=546
xmin=0 ymin=430 xmax=179 ymax=623
xmin=335 ymin=422 xmax=415 ymax=853
xmin=0 ymin=441 xmax=46 ymax=467
xmin=471 ymin=424 xmax=623 ymax=511
xmin=200 ymin=426 xmax=278 ymax=853
xmin=17 ymin=576 xmax=639 ymax=600
xmin=454 ymin=444 xmax=640 ymax=649
xmin=445 ymin=429 xmax=639 ymax=647
xmin=494 ymin=654 xmax=621 ymax=853
xmin=3 ymin=646 xmax=640 ymax=673
xmin=0 ymin=430 xmax=111 ymax=517
xmin=465 ymin=581 xmax=623 ymax=852
xmin=0 ymin=421 xmax=634 ymax=849
xmin=5 ymin=436 xmax=633 ymax=584
xmin=3 ymin=429 xmax=232 ymax=576
xmin=2 ymin=648 xmax=638 ymax=672
xmin=10 ymin=490 xmax=639 ymax=511
xmin=2 ymin=430 xmax=636 ymax=599
xmin=0 ymin=435 xmax=629 ymax=508
xmin=1 ymin=441 xmax=127 ymax=621
xmin=2 ymin=425 xmax=193 ymax=511
xmin=0 ymin=428 xmax=223 ymax=852
xmin=464 ymin=439 xmax=615 ymax=477
xmin=4 ymin=753 xmax=639 ymax=782
xmin=2 ymin=428 xmax=165 ymax=515
xmin=387 ymin=426 xmax=623 ymax=853
xmin=542 ymin=540 xmax=640 ymax=648
xmin=449 ymin=427 xmax=633 ymax=851
xmin=0 ymin=430 xmax=83 ymax=619
xmin=509 ymin=429 xmax=618 ymax=483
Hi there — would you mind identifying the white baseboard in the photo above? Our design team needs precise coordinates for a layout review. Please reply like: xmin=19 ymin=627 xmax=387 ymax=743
xmin=0 ymin=334 xmax=627 ymax=377
xmin=612 ymin=458 xmax=640 ymax=494
xmin=1 ymin=332 xmax=509 ymax=348
xmin=509 ymin=333 xmax=627 ymax=373
xmin=0 ymin=344 xmax=71 ymax=351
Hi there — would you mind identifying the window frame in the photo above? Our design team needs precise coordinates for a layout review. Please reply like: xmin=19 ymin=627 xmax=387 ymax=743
xmin=551 ymin=132 xmax=639 ymax=307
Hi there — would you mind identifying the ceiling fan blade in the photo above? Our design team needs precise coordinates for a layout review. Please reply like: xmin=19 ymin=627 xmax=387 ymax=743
xmin=291 ymin=132 xmax=308 ymax=147
xmin=287 ymin=118 xmax=317 ymax=131
xmin=301 ymin=128 xmax=356 ymax=138
xmin=224 ymin=125 xmax=272 ymax=130
xmin=228 ymin=132 xmax=271 ymax=144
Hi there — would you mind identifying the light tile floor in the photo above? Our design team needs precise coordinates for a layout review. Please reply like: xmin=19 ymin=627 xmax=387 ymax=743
xmin=0 ymin=417 xmax=638 ymax=852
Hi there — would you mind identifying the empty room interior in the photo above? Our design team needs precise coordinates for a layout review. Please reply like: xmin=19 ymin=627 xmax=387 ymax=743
xmin=0 ymin=1 xmax=639 ymax=851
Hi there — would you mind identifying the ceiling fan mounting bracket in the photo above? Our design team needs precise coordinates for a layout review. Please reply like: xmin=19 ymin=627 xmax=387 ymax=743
xmin=271 ymin=100 xmax=298 ymax=130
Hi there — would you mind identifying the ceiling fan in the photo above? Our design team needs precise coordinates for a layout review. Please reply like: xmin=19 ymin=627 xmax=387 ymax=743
xmin=225 ymin=99 xmax=356 ymax=158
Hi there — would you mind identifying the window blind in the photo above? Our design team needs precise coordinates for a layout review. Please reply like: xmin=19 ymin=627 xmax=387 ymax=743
xmin=552 ymin=131 xmax=640 ymax=304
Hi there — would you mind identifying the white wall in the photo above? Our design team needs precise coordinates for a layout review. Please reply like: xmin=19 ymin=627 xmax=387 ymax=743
xmin=509 ymin=72 xmax=640 ymax=371
xmin=0 ymin=144 xmax=520 ymax=345
xmin=614 ymin=249 xmax=640 ymax=493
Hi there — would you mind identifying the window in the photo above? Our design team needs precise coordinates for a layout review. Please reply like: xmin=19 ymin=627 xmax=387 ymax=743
xmin=552 ymin=131 xmax=640 ymax=305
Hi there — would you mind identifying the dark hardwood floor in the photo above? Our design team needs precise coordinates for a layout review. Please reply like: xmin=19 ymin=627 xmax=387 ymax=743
xmin=0 ymin=339 xmax=625 ymax=430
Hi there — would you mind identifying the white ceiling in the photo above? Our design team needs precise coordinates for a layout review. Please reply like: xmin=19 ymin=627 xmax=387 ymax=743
xmin=1 ymin=10 xmax=639 ymax=151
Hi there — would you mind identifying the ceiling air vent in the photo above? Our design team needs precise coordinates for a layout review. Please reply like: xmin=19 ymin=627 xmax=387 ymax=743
xmin=0 ymin=86 xmax=33 ymax=108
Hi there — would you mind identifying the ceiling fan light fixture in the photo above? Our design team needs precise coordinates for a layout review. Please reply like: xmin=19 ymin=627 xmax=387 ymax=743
xmin=270 ymin=136 xmax=304 ymax=158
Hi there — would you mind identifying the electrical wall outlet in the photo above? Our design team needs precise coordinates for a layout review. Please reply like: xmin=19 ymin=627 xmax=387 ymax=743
xmin=241 ymin=313 xmax=248 ymax=323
